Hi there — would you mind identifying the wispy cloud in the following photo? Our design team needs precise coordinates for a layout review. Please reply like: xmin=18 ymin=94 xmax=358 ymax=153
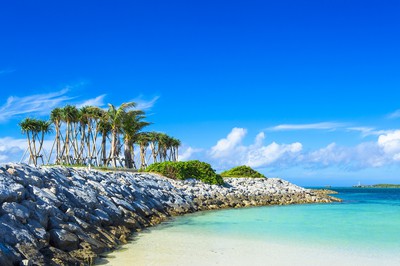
xmin=347 ymin=127 xmax=392 ymax=137
xmin=268 ymin=122 xmax=346 ymax=131
xmin=387 ymin=109 xmax=400 ymax=119
xmin=76 ymin=94 xmax=106 ymax=108
xmin=132 ymin=95 xmax=160 ymax=110
xmin=0 ymin=137 xmax=53 ymax=164
xmin=0 ymin=68 xmax=16 ymax=75
xmin=0 ymin=88 xmax=73 ymax=122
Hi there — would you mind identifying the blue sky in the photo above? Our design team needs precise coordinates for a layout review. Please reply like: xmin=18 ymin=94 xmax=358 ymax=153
xmin=1 ymin=0 xmax=400 ymax=185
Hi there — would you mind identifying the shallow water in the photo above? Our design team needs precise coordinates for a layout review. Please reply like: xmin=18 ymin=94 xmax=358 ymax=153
xmin=101 ymin=188 xmax=400 ymax=265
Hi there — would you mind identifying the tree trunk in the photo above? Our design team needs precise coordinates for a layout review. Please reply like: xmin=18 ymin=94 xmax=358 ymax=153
xmin=55 ymin=122 xmax=60 ymax=164
xmin=65 ymin=121 xmax=70 ymax=164
xmin=101 ymin=134 xmax=107 ymax=166
xmin=140 ymin=145 xmax=146 ymax=169
xmin=26 ymin=132 xmax=34 ymax=165
xmin=151 ymin=142 xmax=157 ymax=163
xmin=124 ymin=138 xmax=133 ymax=168
xmin=111 ymin=129 xmax=117 ymax=167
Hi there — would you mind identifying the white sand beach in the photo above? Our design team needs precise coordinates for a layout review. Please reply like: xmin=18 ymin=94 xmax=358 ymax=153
xmin=103 ymin=228 xmax=399 ymax=266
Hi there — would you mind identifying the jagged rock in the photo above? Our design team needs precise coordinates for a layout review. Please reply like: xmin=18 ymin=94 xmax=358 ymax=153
xmin=49 ymin=229 xmax=79 ymax=252
xmin=0 ymin=243 xmax=22 ymax=266
xmin=1 ymin=202 xmax=31 ymax=223
xmin=0 ymin=182 xmax=25 ymax=204
xmin=30 ymin=186 xmax=62 ymax=208
xmin=25 ymin=219 xmax=49 ymax=248
xmin=94 ymin=208 xmax=111 ymax=225
xmin=15 ymin=243 xmax=45 ymax=265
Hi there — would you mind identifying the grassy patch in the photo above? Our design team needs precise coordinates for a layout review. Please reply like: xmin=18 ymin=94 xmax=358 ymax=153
xmin=145 ymin=160 xmax=224 ymax=185
xmin=220 ymin=165 xmax=265 ymax=178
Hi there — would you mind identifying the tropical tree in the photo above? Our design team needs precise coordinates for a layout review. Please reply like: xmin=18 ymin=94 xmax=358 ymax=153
xmin=50 ymin=108 xmax=63 ymax=164
xmin=20 ymin=118 xmax=37 ymax=165
xmin=97 ymin=109 xmax=111 ymax=166
xmin=121 ymin=110 xmax=150 ymax=168
xmin=148 ymin=131 xmax=160 ymax=164
xmin=136 ymin=132 xmax=151 ymax=168
xmin=107 ymin=102 xmax=136 ymax=167
xmin=157 ymin=133 xmax=170 ymax=162
xmin=171 ymin=137 xmax=181 ymax=161
xmin=86 ymin=106 xmax=103 ymax=165
xmin=61 ymin=105 xmax=79 ymax=164
xmin=19 ymin=118 xmax=51 ymax=166
xmin=36 ymin=120 xmax=52 ymax=163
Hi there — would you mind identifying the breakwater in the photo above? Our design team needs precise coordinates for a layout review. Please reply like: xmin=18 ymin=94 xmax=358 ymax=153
xmin=0 ymin=163 xmax=340 ymax=265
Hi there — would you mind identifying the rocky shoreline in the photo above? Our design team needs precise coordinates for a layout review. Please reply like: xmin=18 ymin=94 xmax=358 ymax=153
xmin=0 ymin=164 xmax=341 ymax=265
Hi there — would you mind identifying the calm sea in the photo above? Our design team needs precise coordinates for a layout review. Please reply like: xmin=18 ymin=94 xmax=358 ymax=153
xmin=102 ymin=188 xmax=400 ymax=265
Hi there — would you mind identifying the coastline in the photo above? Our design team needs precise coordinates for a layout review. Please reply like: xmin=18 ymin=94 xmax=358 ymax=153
xmin=0 ymin=163 xmax=340 ymax=265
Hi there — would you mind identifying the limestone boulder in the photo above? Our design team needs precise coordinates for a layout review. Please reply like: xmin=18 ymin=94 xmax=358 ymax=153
xmin=49 ymin=229 xmax=79 ymax=252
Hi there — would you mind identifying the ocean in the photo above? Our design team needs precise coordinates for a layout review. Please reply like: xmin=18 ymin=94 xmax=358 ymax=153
xmin=101 ymin=188 xmax=400 ymax=265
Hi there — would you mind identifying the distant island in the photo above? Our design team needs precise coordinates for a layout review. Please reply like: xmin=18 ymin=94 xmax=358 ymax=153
xmin=353 ymin=184 xmax=400 ymax=188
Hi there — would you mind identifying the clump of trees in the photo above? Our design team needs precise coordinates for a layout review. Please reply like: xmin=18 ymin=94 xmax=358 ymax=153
xmin=220 ymin=165 xmax=265 ymax=178
xmin=19 ymin=102 xmax=181 ymax=168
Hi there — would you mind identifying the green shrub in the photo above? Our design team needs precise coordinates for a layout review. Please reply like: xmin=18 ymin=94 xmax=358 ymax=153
xmin=220 ymin=165 xmax=265 ymax=178
xmin=145 ymin=160 xmax=224 ymax=185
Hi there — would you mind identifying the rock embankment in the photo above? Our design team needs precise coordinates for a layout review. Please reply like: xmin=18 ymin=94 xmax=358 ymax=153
xmin=0 ymin=164 xmax=340 ymax=265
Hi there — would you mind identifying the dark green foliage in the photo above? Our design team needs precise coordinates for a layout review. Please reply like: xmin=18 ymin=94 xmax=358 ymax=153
xmin=220 ymin=165 xmax=265 ymax=178
xmin=145 ymin=160 xmax=224 ymax=185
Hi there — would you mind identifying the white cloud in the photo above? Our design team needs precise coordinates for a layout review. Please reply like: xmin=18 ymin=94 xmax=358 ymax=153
xmin=246 ymin=141 xmax=302 ymax=168
xmin=207 ymin=128 xmax=303 ymax=169
xmin=132 ymin=96 xmax=160 ymax=110
xmin=388 ymin=109 xmax=400 ymax=119
xmin=269 ymin=122 xmax=345 ymax=131
xmin=347 ymin=127 xmax=392 ymax=137
xmin=181 ymin=127 xmax=400 ymax=171
xmin=210 ymin=127 xmax=247 ymax=159
xmin=378 ymin=130 xmax=400 ymax=160
xmin=0 ymin=137 xmax=54 ymax=164
xmin=76 ymin=94 xmax=106 ymax=108
xmin=178 ymin=147 xmax=203 ymax=161
xmin=0 ymin=137 xmax=28 ymax=163
xmin=308 ymin=143 xmax=351 ymax=166
xmin=0 ymin=88 xmax=73 ymax=122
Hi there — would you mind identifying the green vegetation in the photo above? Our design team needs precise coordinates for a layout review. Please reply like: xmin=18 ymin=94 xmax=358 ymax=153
xmin=146 ymin=160 xmax=224 ymax=185
xmin=220 ymin=165 xmax=265 ymax=178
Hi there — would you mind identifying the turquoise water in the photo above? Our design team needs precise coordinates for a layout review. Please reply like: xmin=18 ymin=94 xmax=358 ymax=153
xmin=155 ymin=188 xmax=400 ymax=251
xmin=104 ymin=188 xmax=400 ymax=265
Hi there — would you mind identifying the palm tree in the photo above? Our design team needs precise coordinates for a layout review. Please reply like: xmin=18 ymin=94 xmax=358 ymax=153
xmin=20 ymin=118 xmax=37 ymax=165
xmin=136 ymin=132 xmax=151 ymax=169
xmin=77 ymin=106 xmax=90 ymax=164
xmin=50 ymin=108 xmax=63 ymax=164
xmin=157 ymin=133 xmax=169 ymax=162
xmin=19 ymin=118 xmax=51 ymax=166
xmin=122 ymin=110 xmax=150 ymax=168
xmin=171 ymin=137 xmax=181 ymax=161
xmin=36 ymin=120 xmax=52 ymax=164
xmin=107 ymin=102 xmax=136 ymax=167
xmin=97 ymin=110 xmax=111 ymax=166
xmin=61 ymin=105 xmax=79 ymax=164
xmin=86 ymin=106 xmax=103 ymax=165
xmin=148 ymin=131 xmax=160 ymax=164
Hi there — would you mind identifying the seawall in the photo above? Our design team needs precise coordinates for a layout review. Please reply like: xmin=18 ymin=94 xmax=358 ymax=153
xmin=0 ymin=163 xmax=340 ymax=265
